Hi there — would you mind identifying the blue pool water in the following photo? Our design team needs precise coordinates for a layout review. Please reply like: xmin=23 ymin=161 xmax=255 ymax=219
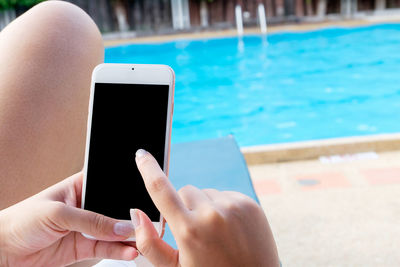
xmin=105 ymin=23 xmax=400 ymax=147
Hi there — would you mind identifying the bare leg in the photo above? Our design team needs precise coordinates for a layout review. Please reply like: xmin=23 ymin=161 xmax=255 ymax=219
xmin=0 ymin=1 xmax=103 ymax=209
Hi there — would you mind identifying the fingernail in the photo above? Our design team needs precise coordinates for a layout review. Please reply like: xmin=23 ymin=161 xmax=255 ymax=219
xmin=130 ymin=209 xmax=140 ymax=229
xmin=113 ymin=221 xmax=134 ymax=237
xmin=135 ymin=149 xmax=148 ymax=159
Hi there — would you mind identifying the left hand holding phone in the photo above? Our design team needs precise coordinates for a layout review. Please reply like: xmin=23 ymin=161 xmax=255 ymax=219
xmin=0 ymin=172 xmax=138 ymax=267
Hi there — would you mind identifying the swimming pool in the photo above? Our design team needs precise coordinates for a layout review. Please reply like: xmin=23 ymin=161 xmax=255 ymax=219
xmin=105 ymin=23 xmax=400 ymax=147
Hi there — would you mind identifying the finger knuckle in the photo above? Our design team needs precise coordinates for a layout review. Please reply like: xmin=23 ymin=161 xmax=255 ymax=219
xmin=224 ymin=197 xmax=260 ymax=218
xmin=92 ymin=240 xmax=101 ymax=258
xmin=240 ymin=197 xmax=261 ymax=214
xmin=49 ymin=202 xmax=66 ymax=216
xmin=180 ymin=223 xmax=198 ymax=242
xmin=47 ymin=202 xmax=68 ymax=227
xmin=148 ymin=175 xmax=167 ymax=193
xmin=91 ymin=213 xmax=108 ymax=235
xmin=138 ymin=237 xmax=158 ymax=256
xmin=223 ymin=202 xmax=236 ymax=214
xmin=204 ymin=188 xmax=218 ymax=194
xmin=106 ymin=242 xmax=115 ymax=258
xmin=198 ymin=206 xmax=224 ymax=226
xmin=178 ymin=185 xmax=194 ymax=196
xmin=177 ymin=186 xmax=185 ymax=196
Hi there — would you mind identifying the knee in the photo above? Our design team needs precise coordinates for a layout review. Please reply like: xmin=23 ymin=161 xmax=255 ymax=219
xmin=30 ymin=1 xmax=103 ymax=62
xmin=2 ymin=0 xmax=103 ymax=66
xmin=0 ymin=0 xmax=104 ymax=126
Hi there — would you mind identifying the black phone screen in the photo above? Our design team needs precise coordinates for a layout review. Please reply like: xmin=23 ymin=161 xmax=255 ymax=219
xmin=84 ymin=83 xmax=169 ymax=221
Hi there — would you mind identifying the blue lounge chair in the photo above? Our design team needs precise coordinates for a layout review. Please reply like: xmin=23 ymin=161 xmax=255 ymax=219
xmin=164 ymin=135 xmax=259 ymax=247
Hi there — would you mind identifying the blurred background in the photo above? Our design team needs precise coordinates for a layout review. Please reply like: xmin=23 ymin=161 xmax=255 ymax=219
xmin=2 ymin=0 xmax=400 ymax=33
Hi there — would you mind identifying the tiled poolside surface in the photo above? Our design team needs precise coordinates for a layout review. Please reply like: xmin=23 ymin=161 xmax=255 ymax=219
xmin=248 ymin=150 xmax=400 ymax=266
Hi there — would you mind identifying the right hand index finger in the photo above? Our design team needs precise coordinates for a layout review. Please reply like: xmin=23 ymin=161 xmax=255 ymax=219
xmin=135 ymin=149 xmax=187 ymax=227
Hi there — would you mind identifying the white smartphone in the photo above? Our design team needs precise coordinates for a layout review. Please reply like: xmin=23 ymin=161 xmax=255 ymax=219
xmin=81 ymin=63 xmax=174 ymax=241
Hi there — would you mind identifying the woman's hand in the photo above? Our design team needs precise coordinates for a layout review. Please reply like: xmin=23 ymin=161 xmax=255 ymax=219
xmin=0 ymin=172 xmax=138 ymax=267
xmin=132 ymin=149 xmax=279 ymax=267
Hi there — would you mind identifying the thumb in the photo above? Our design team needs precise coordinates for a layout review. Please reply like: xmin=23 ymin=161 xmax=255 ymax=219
xmin=131 ymin=209 xmax=179 ymax=267
xmin=50 ymin=203 xmax=134 ymax=241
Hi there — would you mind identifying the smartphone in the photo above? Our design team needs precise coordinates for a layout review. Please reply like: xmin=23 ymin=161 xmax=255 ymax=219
xmin=81 ymin=63 xmax=174 ymax=241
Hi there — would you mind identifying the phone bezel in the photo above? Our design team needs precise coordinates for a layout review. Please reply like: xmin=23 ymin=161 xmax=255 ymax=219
xmin=81 ymin=63 xmax=175 ymax=241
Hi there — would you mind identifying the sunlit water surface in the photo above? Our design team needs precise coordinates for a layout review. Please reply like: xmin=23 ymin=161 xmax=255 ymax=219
xmin=106 ymin=23 xmax=400 ymax=146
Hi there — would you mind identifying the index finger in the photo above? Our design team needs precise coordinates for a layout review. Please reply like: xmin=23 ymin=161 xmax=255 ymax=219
xmin=135 ymin=149 xmax=187 ymax=227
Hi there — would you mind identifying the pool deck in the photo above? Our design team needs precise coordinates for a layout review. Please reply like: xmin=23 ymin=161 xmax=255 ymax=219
xmin=248 ymin=145 xmax=400 ymax=266
xmin=103 ymin=17 xmax=400 ymax=47
xmin=242 ymin=133 xmax=400 ymax=164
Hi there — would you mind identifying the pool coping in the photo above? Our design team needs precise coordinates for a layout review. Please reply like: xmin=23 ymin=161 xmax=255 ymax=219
xmin=241 ymin=133 xmax=400 ymax=165
xmin=103 ymin=18 xmax=400 ymax=47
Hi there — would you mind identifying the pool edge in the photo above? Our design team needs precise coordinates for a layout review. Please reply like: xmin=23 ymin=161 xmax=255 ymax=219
xmin=103 ymin=19 xmax=400 ymax=47
xmin=241 ymin=133 xmax=400 ymax=165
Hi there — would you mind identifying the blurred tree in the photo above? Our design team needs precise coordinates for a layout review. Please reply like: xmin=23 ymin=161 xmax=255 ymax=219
xmin=0 ymin=0 xmax=45 ymax=12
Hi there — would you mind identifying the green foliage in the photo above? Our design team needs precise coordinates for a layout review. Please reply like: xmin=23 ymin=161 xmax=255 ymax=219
xmin=0 ymin=0 xmax=45 ymax=11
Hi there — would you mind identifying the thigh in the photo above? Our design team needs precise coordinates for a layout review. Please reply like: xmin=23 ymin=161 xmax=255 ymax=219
xmin=0 ymin=1 xmax=103 ymax=209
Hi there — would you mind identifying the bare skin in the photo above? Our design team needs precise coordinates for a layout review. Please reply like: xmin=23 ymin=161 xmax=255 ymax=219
xmin=0 ymin=172 xmax=138 ymax=266
xmin=0 ymin=1 xmax=102 ymax=210
xmin=0 ymin=2 xmax=103 ymax=266
xmin=133 ymin=150 xmax=280 ymax=267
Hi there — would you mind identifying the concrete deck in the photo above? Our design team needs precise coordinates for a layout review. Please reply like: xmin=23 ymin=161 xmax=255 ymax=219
xmin=249 ymin=150 xmax=400 ymax=266
xmin=242 ymin=133 xmax=400 ymax=164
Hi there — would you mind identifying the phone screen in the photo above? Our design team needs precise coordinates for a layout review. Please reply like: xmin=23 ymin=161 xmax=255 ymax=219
xmin=84 ymin=83 xmax=169 ymax=221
